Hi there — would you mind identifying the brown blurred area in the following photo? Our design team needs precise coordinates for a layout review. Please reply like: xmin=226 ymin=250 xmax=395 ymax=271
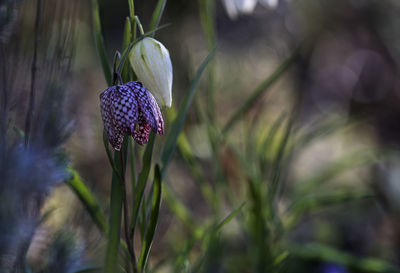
xmin=65 ymin=0 xmax=400 ymax=266
xmin=4 ymin=0 xmax=400 ymax=271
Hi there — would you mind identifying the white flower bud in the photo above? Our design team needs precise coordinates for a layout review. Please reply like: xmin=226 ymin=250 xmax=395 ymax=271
xmin=259 ymin=0 xmax=278 ymax=8
xmin=222 ymin=0 xmax=257 ymax=19
xmin=129 ymin=37 xmax=173 ymax=107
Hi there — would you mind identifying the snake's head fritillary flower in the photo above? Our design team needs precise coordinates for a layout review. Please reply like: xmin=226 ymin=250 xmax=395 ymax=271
xmin=129 ymin=37 xmax=173 ymax=107
xmin=100 ymin=81 xmax=164 ymax=150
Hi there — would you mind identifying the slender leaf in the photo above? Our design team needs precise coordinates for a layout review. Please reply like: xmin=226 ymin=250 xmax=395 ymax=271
xmin=222 ymin=48 xmax=299 ymax=135
xmin=65 ymin=167 xmax=108 ymax=234
xmin=127 ymin=0 xmax=136 ymax=40
xmin=291 ymin=243 xmax=400 ymax=273
xmin=288 ymin=190 xmax=374 ymax=215
xmin=173 ymin=230 xmax=204 ymax=272
xmin=161 ymin=47 xmax=217 ymax=174
xmin=129 ymin=138 xmax=137 ymax=195
xmin=296 ymin=114 xmax=347 ymax=148
xmin=293 ymin=151 xmax=378 ymax=196
xmin=259 ymin=112 xmax=287 ymax=173
xmin=215 ymin=202 xmax=246 ymax=232
xmin=130 ymin=132 xmax=156 ymax=239
xmin=138 ymin=165 xmax=162 ymax=270
xmin=104 ymin=151 xmax=124 ymax=273
xmin=270 ymin=115 xmax=294 ymax=197
xmin=163 ymin=185 xmax=196 ymax=231
xmin=149 ymin=0 xmax=167 ymax=33
xmin=198 ymin=0 xmax=216 ymax=122
xmin=286 ymin=190 xmax=374 ymax=230
xmin=121 ymin=17 xmax=132 ymax=82
xmin=91 ymin=0 xmax=112 ymax=85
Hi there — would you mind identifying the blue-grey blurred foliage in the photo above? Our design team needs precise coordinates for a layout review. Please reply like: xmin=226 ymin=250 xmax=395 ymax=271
xmin=0 ymin=0 xmax=85 ymax=272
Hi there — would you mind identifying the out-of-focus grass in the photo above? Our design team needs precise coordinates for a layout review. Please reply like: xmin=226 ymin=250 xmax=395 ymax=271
xmin=11 ymin=0 xmax=400 ymax=272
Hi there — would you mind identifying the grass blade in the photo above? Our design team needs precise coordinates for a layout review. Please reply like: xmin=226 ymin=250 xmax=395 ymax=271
xmin=149 ymin=0 xmax=167 ymax=33
xmin=215 ymin=202 xmax=246 ymax=232
xmin=121 ymin=17 xmax=132 ymax=82
xmin=130 ymin=132 xmax=156 ymax=239
xmin=293 ymin=151 xmax=378 ymax=196
xmin=65 ymin=167 xmax=108 ymax=234
xmin=222 ymin=48 xmax=299 ymax=135
xmin=91 ymin=0 xmax=112 ymax=86
xmin=104 ymin=151 xmax=124 ymax=273
xmin=161 ymin=47 xmax=217 ymax=174
xmin=286 ymin=190 xmax=374 ymax=229
xmin=163 ymin=185 xmax=196 ymax=231
xmin=138 ymin=165 xmax=162 ymax=271
xmin=291 ymin=243 xmax=400 ymax=273
xmin=198 ymin=0 xmax=216 ymax=122
xmin=129 ymin=138 xmax=137 ymax=196
xmin=270 ymin=114 xmax=294 ymax=197
xmin=127 ymin=0 xmax=136 ymax=40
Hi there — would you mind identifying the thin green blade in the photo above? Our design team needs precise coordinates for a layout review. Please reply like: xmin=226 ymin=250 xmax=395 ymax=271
xmin=161 ymin=47 xmax=217 ymax=174
xmin=138 ymin=165 xmax=162 ymax=271
xmin=149 ymin=0 xmax=167 ymax=33
xmin=65 ymin=167 xmax=108 ymax=234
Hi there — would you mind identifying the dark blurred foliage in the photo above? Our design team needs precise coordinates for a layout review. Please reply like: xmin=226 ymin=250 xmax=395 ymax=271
xmin=0 ymin=0 xmax=85 ymax=272
xmin=38 ymin=230 xmax=85 ymax=273
xmin=292 ymin=0 xmax=400 ymax=147
xmin=90 ymin=1 xmax=400 ymax=272
xmin=290 ymin=1 xmax=400 ymax=266
xmin=1 ymin=0 xmax=400 ymax=272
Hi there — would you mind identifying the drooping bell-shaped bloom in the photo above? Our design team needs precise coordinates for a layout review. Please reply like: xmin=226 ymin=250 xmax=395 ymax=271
xmin=100 ymin=81 xmax=164 ymax=150
xmin=129 ymin=37 xmax=173 ymax=107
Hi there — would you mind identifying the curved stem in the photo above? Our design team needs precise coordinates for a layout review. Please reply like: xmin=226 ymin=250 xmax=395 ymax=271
xmin=119 ymin=151 xmax=138 ymax=272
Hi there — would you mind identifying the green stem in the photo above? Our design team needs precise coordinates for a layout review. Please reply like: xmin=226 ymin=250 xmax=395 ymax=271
xmin=130 ymin=132 xmax=156 ymax=239
xmin=104 ymin=152 xmax=124 ymax=273
xmin=129 ymin=138 xmax=137 ymax=193
xmin=199 ymin=0 xmax=216 ymax=123
xmin=128 ymin=0 xmax=136 ymax=40
xmin=91 ymin=0 xmax=112 ymax=85
xmin=119 ymin=151 xmax=137 ymax=272
xmin=149 ymin=0 xmax=167 ymax=34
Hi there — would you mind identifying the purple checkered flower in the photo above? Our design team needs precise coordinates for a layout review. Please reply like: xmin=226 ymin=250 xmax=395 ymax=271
xmin=100 ymin=81 xmax=164 ymax=150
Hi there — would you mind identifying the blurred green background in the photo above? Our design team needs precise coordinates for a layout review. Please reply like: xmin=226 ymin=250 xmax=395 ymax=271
xmin=2 ymin=0 xmax=400 ymax=272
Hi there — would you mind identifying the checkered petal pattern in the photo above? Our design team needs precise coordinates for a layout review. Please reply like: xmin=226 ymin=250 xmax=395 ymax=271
xmin=100 ymin=81 xmax=164 ymax=150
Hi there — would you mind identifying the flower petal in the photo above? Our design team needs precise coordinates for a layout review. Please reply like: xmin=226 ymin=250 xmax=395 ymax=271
xmin=100 ymin=81 xmax=165 ymax=149
xmin=111 ymin=84 xmax=140 ymax=135
xmin=133 ymin=112 xmax=151 ymax=145
xmin=155 ymin=102 xmax=164 ymax=135
xmin=100 ymin=87 xmax=124 ymax=150
xmin=126 ymin=81 xmax=162 ymax=134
